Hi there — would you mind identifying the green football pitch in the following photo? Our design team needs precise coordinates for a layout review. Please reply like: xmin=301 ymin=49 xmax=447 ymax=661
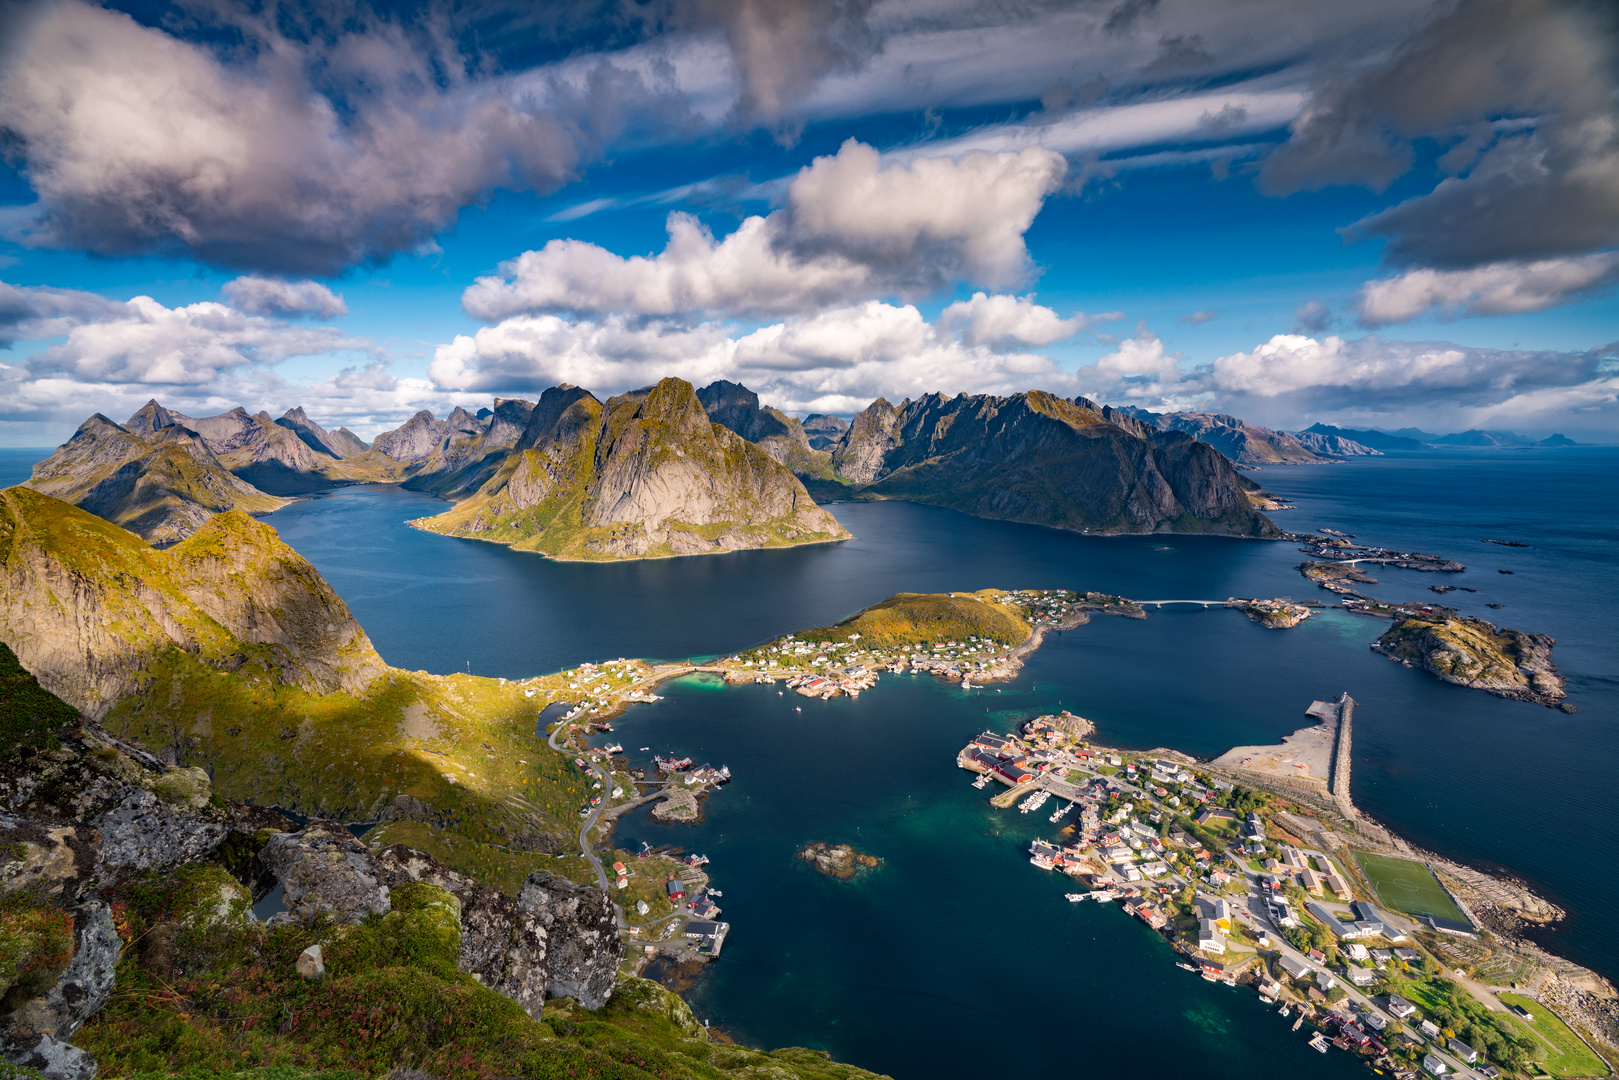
xmin=1354 ymin=851 xmax=1469 ymax=923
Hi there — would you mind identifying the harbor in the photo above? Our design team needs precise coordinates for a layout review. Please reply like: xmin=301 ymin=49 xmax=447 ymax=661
xmin=955 ymin=695 xmax=1600 ymax=1080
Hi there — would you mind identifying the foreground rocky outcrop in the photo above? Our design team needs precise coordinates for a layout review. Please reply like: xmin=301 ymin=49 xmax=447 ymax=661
xmin=2 ymin=648 xmax=882 ymax=1080
xmin=1375 ymin=614 xmax=1566 ymax=705
xmin=821 ymin=391 xmax=1278 ymax=536
xmin=0 ymin=487 xmax=386 ymax=718
xmin=411 ymin=377 xmax=849 ymax=560
xmin=24 ymin=410 xmax=288 ymax=545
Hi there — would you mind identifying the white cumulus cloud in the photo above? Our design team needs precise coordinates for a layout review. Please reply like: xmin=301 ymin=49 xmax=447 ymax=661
xmin=938 ymin=292 xmax=1096 ymax=347
xmin=430 ymin=298 xmax=1077 ymax=415
xmin=221 ymin=277 xmax=349 ymax=319
xmin=461 ymin=139 xmax=1066 ymax=321
xmin=1357 ymin=254 xmax=1619 ymax=325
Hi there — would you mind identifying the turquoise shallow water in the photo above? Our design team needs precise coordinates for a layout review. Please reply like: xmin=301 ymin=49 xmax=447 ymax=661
xmin=4 ymin=445 xmax=1614 ymax=1078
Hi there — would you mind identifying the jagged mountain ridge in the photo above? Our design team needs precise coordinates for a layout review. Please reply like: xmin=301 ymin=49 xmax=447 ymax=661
xmin=24 ymin=411 xmax=289 ymax=546
xmin=1123 ymin=408 xmax=1380 ymax=465
xmin=820 ymin=391 xmax=1278 ymax=536
xmin=413 ymin=377 xmax=849 ymax=560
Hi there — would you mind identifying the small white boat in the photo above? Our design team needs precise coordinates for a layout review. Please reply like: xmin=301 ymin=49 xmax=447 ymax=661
xmin=1065 ymin=893 xmax=1084 ymax=902
xmin=1309 ymin=1033 xmax=1330 ymax=1053
xmin=1279 ymin=1006 xmax=1291 ymax=1018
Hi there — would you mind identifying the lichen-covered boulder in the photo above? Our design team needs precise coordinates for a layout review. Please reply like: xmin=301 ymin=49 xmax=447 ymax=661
xmin=376 ymin=846 xmax=622 ymax=1016
xmin=260 ymin=820 xmax=389 ymax=923
xmin=93 ymin=787 xmax=228 ymax=883
xmin=376 ymin=844 xmax=551 ymax=1017
xmin=518 ymin=870 xmax=622 ymax=1009
xmin=0 ymin=901 xmax=119 ymax=1080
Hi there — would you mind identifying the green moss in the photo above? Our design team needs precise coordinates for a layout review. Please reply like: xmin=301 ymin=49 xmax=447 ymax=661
xmin=0 ymin=641 xmax=75 ymax=755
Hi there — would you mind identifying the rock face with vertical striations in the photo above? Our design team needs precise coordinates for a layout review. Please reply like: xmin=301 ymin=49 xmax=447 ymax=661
xmin=24 ymin=410 xmax=288 ymax=546
xmin=822 ymin=391 xmax=1278 ymax=536
xmin=0 ymin=487 xmax=385 ymax=718
xmin=411 ymin=377 xmax=849 ymax=560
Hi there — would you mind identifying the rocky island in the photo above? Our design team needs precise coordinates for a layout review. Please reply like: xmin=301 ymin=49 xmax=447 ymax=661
xmin=1375 ymin=614 xmax=1566 ymax=705
xmin=797 ymin=843 xmax=881 ymax=880
xmin=410 ymin=377 xmax=850 ymax=560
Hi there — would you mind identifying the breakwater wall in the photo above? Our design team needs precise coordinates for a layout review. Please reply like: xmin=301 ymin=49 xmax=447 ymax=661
xmin=1330 ymin=692 xmax=1356 ymax=820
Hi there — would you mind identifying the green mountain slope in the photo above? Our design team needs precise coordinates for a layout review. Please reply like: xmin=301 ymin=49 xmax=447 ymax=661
xmin=414 ymin=378 xmax=849 ymax=560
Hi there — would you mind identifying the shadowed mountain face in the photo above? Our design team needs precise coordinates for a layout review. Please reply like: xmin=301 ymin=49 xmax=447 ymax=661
xmin=696 ymin=380 xmax=831 ymax=477
xmin=25 ymin=411 xmax=288 ymax=546
xmin=413 ymin=378 xmax=849 ymax=560
xmin=802 ymin=413 xmax=849 ymax=450
xmin=385 ymin=398 xmax=538 ymax=499
xmin=825 ymin=392 xmax=1278 ymax=537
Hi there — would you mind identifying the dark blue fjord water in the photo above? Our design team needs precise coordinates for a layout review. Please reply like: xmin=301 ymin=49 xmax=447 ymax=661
xmin=6 ymin=445 xmax=1615 ymax=1079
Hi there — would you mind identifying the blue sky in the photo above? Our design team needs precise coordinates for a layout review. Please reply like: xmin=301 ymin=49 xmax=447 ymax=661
xmin=1 ymin=0 xmax=1616 ymax=444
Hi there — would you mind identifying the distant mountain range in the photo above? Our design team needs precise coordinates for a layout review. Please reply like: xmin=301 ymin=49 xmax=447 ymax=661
xmin=24 ymin=380 xmax=1282 ymax=551
xmin=1121 ymin=409 xmax=1382 ymax=466
xmin=1305 ymin=424 xmax=1579 ymax=450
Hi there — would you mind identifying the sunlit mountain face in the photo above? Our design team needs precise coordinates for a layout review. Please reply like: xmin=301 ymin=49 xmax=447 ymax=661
xmin=0 ymin=0 xmax=1615 ymax=446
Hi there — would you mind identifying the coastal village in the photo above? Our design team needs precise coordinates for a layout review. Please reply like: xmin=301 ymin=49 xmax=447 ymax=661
xmin=955 ymin=702 xmax=1607 ymax=1080
xmin=519 ymin=567 xmax=1599 ymax=1080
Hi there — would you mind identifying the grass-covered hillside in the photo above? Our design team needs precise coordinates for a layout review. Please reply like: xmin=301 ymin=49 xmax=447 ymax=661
xmin=0 ymin=488 xmax=599 ymax=888
xmin=790 ymin=590 xmax=1034 ymax=648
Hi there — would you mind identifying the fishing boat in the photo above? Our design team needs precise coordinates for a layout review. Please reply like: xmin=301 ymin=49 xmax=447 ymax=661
xmin=1309 ymin=1033 xmax=1330 ymax=1054
xmin=1176 ymin=962 xmax=1198 ymax=972
xmin=1065 ymin=893 xmax=1084 ymax=902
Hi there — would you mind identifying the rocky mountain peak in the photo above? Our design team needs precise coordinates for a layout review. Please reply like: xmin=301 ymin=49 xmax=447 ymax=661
xmin=124 ymin=400 xmax=176 ymax=436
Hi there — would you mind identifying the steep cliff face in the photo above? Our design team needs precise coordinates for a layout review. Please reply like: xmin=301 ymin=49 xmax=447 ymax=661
xmin=0 ymin=488 xmax=385 ymax=717
xmin=24 ymin=412 xmax=287 ymax=546
xmin=826 ymin=392 xmax=1277 ymax=536
xmin=137 ymin=402 xmax=399 ymax=493
xmin=413 ymin=378 xmax=849 ymax=560
xmin=831 ymin=398 xmax=904 ymax=484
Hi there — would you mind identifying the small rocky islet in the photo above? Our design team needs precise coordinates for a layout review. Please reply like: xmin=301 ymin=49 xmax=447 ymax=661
xmin=796 ymin=842 xmax=882 ymax=880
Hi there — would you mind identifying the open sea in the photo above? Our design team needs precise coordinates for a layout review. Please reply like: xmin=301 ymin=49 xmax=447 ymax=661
xmin=2 ymin=445 xmax=1614 ymax=1079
